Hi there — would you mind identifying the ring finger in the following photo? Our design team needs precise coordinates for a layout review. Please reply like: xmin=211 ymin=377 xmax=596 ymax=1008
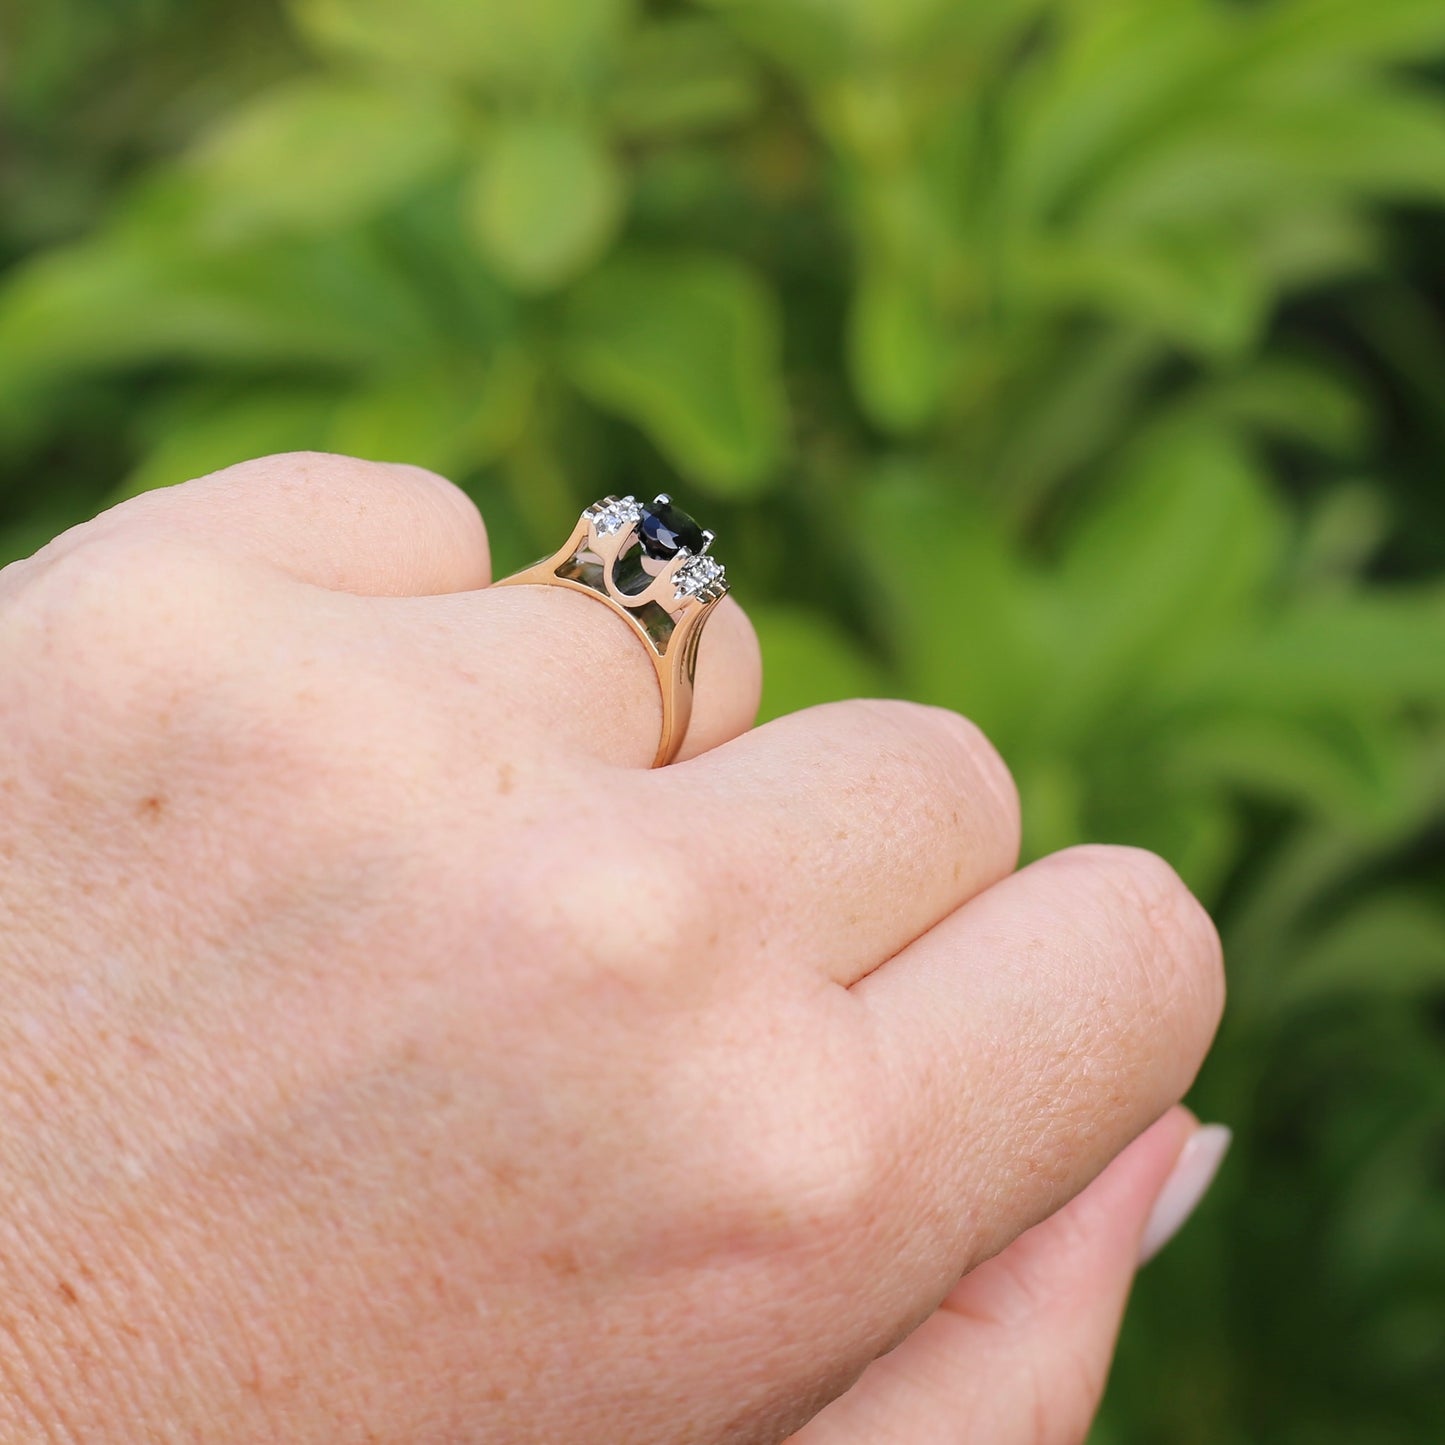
xmin=381 ymin=482 xmax=762 ymax=768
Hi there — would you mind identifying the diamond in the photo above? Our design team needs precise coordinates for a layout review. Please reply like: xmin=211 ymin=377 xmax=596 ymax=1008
xmin=674 ymin=554 xmax=725 ymax=600
xmin=592 ymin=496 xmax=642 ymax=536
xmin=583 ymin=493 xmax=724 ymax=601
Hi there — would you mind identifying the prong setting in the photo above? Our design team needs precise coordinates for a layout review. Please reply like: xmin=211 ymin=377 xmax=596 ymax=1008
xmin=672 ymin=553 xmax=726 ymax=602
xmin=580 ymin=493 xmax=727 ymax=608
xmin=586 ymin=494 xmax=643 ymax=537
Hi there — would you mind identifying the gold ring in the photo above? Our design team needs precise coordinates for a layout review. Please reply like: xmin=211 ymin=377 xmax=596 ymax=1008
xmin=496 ymin=494 xmax=729 ymax=767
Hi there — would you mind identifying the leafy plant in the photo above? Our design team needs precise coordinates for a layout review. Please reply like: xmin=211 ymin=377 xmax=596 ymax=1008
xmin=2 ymin=1 xmax=1444 ymax=1438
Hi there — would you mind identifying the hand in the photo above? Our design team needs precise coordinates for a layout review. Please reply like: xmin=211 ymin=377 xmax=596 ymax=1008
xmin=0 ymin=453 xmax=1224 ymax=1444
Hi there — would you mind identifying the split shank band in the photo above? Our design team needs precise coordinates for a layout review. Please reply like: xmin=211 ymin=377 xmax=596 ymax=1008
xmin=496 ymin=495 xmax=729 ymax=768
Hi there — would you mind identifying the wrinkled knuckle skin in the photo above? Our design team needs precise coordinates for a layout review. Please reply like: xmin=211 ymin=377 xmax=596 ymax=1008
xmin=241 ymin=449 xmax=464 ymax=503
xmin=1069 ymin=843 xmax=1227 ymax=1046
xmin=222 ymin=450 xmax=486 ymax=541
xmin=930 ymin=706 xmax=1022 ymax=860
xmin=855 ymin=699 xmax=1023 ymax=858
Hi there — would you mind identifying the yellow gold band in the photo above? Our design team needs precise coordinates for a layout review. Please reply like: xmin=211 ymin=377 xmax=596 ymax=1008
xmin=495 ymin=495 xmax=728 ymax=768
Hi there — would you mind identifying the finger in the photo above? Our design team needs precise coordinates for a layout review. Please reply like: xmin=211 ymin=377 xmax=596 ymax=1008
xmin=792 ymin=1109 xmax=1224 ymax=1445
xmin=654 ymin=699 xmax=1021 ymax=982
xmin=850 ymin=845 xmax=1224 ymax=1312
xmin=37 ymin=451 xmax=490 ymax=596
xmin=681 ymin=597 xmax=764 ymax=760
xmin=412 ymin=584 xmax=763 ymax=768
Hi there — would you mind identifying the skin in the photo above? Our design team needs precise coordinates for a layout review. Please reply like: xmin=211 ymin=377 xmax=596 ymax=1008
xmin=0 ymin=453 xmax=1224 ymax=1444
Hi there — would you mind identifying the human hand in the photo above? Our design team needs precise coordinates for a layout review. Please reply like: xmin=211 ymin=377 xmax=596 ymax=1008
xmin=0 ymin=453 xmax=1224 ymax=1443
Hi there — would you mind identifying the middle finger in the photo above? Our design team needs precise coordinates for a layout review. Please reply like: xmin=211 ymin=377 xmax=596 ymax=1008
xmin=654 ymin=698 xmax=1021 ymax=985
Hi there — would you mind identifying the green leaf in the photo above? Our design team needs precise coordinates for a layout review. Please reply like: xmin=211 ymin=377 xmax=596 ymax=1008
xmin=1277 ymin=892 xmax=1445 ymax=1006
xmin=1172 ymin=710 xmax=1413 ymax=827
xmin=754 ymin=606 xmax=885 ymax=722
xmin=694 ymin=0 xmax=857 ymax=79
xmin=987 ymin=330 xmax=1159 ymax=523
xmin=1008 ymin=1 xmax=1445 ymax=232
xmin=1190 ymin=358 xmax=1371 ymax=456
xmin=465 ymin=118 xmax=624 ymax=294
xmin=1013 ymin=754 xmax=1089 ymax=865
xmin=857 ymin=465 xmax=1048 ymax=740
xmin=1081 ymin=87 xmax=1445 ymax=233
xmin=1252 ymin=207 xmax=1378 ymax=291
xmin=702 ymin=0 xmax=974 ymax=68
xmin=849 ymin=262 xmax=949 ymax=432
xmin=1208 ymin=590 xmax=1445 ymax=713
xmin=563 ymin=252 xmax=785 ymax=495
xmin=185 ymin=77 xmax=462 ymax=240
xmin=1095 ymin=788 xmax=1241 ymax=906
xmin=289 ymin=0 xmax=632 ymax=89
xmin=1022 ymin=230 xmax=1267 ymax=358
xmin=0 ymin=230 xmax=421 ymax=390
xmin=1252 ymin=0 xmax=1445 ymax=77
xmin=1044 ymin=421 xmax=1287 ymax=737
xmin=117 ymin=386 xmax=342 ymax=502
xmin=327 ymin=351 xmax=537 ymax=476
xmin=1003 ymin=2 xmax=1220 ymax=223
xmin=1292 ymin=483 xmax=1390 ymax=585
xmin=605 ymin=18 xmax=762 ymax=139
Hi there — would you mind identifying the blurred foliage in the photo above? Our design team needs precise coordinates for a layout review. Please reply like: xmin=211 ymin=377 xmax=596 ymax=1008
xmin=2 ymin=0 xmax=1445 ymax=1439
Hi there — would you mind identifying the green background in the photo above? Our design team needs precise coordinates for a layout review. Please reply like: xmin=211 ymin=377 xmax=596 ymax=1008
xmin=3 ymin=1 xmax=1444 ymax=1439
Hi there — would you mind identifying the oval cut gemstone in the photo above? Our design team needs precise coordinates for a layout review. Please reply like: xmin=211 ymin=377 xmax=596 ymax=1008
xmin=639 ymin=499 xmax=706 ymax=559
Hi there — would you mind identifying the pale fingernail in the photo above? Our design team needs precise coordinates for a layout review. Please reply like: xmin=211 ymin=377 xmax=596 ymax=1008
xmin=1138 ymin=1124 xmax=1231 ymax=1265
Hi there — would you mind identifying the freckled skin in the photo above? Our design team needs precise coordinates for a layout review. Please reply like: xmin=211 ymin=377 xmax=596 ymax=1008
xmin=0 ymin=454 xmax=1223 ymax=1445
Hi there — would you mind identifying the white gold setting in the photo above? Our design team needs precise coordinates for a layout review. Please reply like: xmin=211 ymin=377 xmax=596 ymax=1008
xmin=674 ymin=554 xmax=725 ymax=600
xmin=588 ymin=495 xmax=644 ymax=536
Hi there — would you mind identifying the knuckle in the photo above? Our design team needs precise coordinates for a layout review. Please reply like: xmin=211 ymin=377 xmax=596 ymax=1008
xmin=498 ymin=833 xmax=720 ymax=994
xmin=717 ymin=1071 xmax=896 ymax=1263
xmin=203 ymin=449 xmax=390 ymax=489
xmin=728 ymin=1135 xmax=869 ymax=1260
xmin=937 ymin=708 xmax=1022 ymax=854
xmin=850 ymin=699 xmax=1023 ymax=854
xmin=223 ymin=448 xmax=347 ymax=477
xmin=6 ymin=533 xmax=231 ymax=674
xmin=227 ymin=451 xmax=483 ymax=533
xmin=1062 ymin=843 xmax=1226 ymax=1039
xmin=18 ymin=531 xmax=164 ymax=609
xmin=0 ymin=534 xmax=264 ymax=810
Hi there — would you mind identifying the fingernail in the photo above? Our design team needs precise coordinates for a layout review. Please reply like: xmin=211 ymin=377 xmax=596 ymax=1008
xmin=1138 ymin=1123 xmax=1231 ymax=1265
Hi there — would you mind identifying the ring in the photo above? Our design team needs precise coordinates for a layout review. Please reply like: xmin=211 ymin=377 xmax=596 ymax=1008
xmin=497 ymin=494 xmax=729 ymax=768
